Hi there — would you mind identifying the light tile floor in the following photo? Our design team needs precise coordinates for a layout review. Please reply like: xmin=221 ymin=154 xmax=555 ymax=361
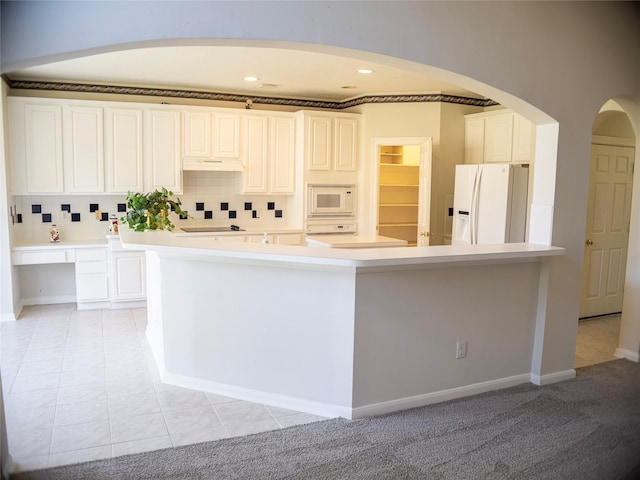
xmin=574 ymin=313 xmax=621 ymax=369
xmin=0 ymin=304 xmax=326 ymax=473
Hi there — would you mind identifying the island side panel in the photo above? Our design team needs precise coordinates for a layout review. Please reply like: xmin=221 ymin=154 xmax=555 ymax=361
xmin=149 ymin=252 xmax=357 ymax=416
xmin=351 ymin=260 xmax=541 ymax=416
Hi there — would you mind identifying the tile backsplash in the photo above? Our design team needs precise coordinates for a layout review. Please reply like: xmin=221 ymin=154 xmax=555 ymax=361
xmin=10 ymin=171 xmax=293 ymax=244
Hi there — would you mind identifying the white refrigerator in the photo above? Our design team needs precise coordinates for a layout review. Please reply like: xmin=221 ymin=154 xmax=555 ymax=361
xmin=452 ymin=164 xmax=529 ymax=245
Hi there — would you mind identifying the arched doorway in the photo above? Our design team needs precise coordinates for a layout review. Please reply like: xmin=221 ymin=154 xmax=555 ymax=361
xmin=575 ymin=101 xmax=636 ymax=368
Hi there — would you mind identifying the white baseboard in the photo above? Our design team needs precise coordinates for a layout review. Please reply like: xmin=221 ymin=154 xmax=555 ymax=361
xmin=110 ymin=300 xmax=147 ymax=310
xmin=351 ymin=374 xmax=531 ymax=419
xmin=615 ymin=348 xmax=640 ymax=363
xmin=22 ymin=295 xmax=76 ymax=306
xmin=77 ymin=301 xmax=111 ymax=311
xmin=161 ymin=371 xmax=350 ymax=419
xmin=530 ymin=369 xmax=576 ymax=386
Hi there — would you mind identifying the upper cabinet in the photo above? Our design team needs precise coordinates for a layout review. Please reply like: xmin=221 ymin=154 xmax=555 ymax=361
xmin=104 ymin=107 xmax=144 ymax=193
xmin=182 ymin=109 xmax=242 ymax=171
xmin=8 ymin=98 xmax=183 ymax=195
xmin=9 ymin=99 xmax=103 ymax=194
xmin=63 ymin=105 xmax=104 ymax=193
xmin=242 ymin=113 xmax=296 ymax=194
xmin=464 ymin=110 xmax=535 ymax=165
xmin=297 ymin=111 xmax=359 ymax=172
xmin=23 ymin=103 xmax=64 ymax=193
xmin=145 ymin=108 xmax=182 ymax=194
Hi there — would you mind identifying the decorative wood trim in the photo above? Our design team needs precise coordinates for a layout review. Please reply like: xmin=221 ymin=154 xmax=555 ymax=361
xmin=2 ymin=74 xmax=497 ymax=110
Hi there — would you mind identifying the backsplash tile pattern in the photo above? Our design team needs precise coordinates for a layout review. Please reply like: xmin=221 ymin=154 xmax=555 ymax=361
xmin=11 ymin=170 xmax=292 ymax=244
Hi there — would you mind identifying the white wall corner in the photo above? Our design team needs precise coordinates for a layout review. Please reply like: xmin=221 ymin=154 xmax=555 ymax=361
xmin=614 ymin=348 xmax=640 ymax=363
xmin=528 ymin=204 xmax=554 ymax=245
xmin=530 ymin=369 xmax=576 ymax=386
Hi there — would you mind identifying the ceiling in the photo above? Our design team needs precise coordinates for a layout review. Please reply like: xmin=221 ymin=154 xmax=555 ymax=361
xmin=6 ymin=45 xmax=480 ymax=103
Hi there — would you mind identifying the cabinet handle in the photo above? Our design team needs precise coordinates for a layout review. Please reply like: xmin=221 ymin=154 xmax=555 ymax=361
xmin=586 ymin=239 xmax=594 ymax=246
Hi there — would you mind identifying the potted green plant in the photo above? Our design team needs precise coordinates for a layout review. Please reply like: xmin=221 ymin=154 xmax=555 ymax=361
xmin=121 ymin=187 xmax=188 ymax=231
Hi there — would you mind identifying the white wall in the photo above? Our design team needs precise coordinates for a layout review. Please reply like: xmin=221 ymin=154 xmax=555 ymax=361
xmin=2 ymin=1 xmax=640 ymax=376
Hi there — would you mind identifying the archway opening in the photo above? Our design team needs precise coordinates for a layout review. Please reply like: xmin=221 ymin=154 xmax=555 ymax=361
xmin=575 ymin=100 xmax=636 ymax=368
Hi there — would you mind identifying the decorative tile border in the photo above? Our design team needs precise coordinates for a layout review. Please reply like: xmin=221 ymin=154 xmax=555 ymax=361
xmin=1 ymin=75 xmax=497 ymax=109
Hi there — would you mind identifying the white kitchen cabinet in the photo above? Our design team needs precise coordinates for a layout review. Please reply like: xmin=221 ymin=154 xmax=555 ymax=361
xmin=183 ymin=110 xmax=212 ymax=158
xmin=464 ymin=110 xmax=535 ymax=165
xmin=242 ymin=115 xmax=269 ymax=193
xmin=63 ymin=105 xmax=104 ymax=193
xmin=111 ymin=251 xmax=146 ymax=301
xmin=483 ymin=113 xmax=514 ymax=164
xmin=182 ymin=109 xmax=242 ymax=171
xmin=213 ymin=112 xmax=241 ymax=158
xmin=145 ymin=108 xmax=182 ymax=193
xmin=242 ymin=113 xmax=296 ymax=194
xmin=304 ymin=114 xmax=332 ymax=171
xmin=464 ymin=117 xmax=485 ymax=165
xmin=512 ymin=115 xmax=536 ymax=164
xmin=298 ymin=111 xmax=359 ymax=172
xmin=105 ymin=107 xmax=144 ymax=193
xmin=24 ymin=103 xmax=64 ymax=193
xmin=75 ymin=247 xmax=110 ymax=305
xmin=333 ymin=117 xmax=358 ymax=171
xmin=275 ymin=233 xmax=303 ymax=245
xmin=10 ymin=100 xmax=104 ymax=194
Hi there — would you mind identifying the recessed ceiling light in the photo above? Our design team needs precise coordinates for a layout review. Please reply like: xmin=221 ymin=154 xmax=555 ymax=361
xmin=244 ymin=76 xmax=259 ymax=82
xmin=341 ymin=85 xmax=357 ymax=89
xmin=357 ymin=69 xmax=374 ymax=74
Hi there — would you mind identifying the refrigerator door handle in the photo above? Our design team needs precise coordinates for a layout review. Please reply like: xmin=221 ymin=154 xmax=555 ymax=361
xmin=470 ymin=167 xmax=482 ymax=245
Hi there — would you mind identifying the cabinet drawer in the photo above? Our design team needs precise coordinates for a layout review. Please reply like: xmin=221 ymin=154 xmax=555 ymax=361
xmin=12 ymin=249 xmax=75 ymax=265
xmin=76 ymin=261 xmax=108 ymax=275
xmin=76 ymin=248 xmax=107 ymax=262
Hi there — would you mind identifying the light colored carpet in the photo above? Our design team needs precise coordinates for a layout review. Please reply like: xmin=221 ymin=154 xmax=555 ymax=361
xmin=11 ymin=359 xmax=640 ymax=480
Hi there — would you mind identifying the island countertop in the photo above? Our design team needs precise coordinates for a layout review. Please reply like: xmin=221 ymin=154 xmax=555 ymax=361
xmin=119 ymin=227 xmax=564 ymax=270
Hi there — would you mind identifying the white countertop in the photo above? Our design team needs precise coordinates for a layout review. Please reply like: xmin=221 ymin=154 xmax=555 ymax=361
xmin=12 ymin=238 xmax=108 ymax=250
xmin=118 ymin=228 xmax=564 ymax=270
xmin=306 ymin=235 xmax=408 ymax=248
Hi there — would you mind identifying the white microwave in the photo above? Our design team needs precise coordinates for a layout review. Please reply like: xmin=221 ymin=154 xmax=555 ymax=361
xmin=307 ymin=184 xmax=356 ymax=217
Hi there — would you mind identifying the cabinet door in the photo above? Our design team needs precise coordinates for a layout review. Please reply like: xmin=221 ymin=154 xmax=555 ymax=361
xmin=145 ymin=109 xmax=182 ymax=193
xmin=306 ymin=115 xmax=332 ymax=171
xmin=512 ymin=115 xmax=536 ymax=164
xmin=270 ymin=115 xmax=296 ymax=193
xmin=112 ymin=252 xmax=146 ymax=301
xmin=334 ymin=117 xmax=357 ymax=171
xmin=8 ymin=100 xmax=27 ymax=194
xmin=464 ymin=117 xmax=485 ymax=164
xmin=484 ymin=114 xmax=513 ymax=163
xmin=213 ymin=113 xmax=240 ymax=158
xmin=183 ymin=111 xmax=212 ymax=158
xmin=63 ymin=106 xmax=104 ymax=193
xmin=242 ymin=115 xmax=269 ymax=193
xmin=105 ymin=107 xmax=144 ymax=193
xmin=24 ymin=104 xmax=64 ymax=192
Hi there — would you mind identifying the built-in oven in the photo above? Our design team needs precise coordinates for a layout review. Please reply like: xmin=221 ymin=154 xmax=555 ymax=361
xmin=307 ymin=184 xmax=355 ymax=218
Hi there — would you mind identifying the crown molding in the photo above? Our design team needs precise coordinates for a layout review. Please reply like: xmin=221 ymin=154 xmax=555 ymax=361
xmin=1 ymin=74 xmax=497 ymax=109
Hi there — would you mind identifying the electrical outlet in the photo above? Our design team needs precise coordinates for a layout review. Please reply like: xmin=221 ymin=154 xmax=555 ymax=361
xmin=95 ymin=210 xmax=102 ymax=220
xmin=456 ymin=341 xmax=467 ymax=359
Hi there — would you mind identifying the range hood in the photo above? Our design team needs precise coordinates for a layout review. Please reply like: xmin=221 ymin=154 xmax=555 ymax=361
xmin=183 ymin=158 xmax=243 ymax=172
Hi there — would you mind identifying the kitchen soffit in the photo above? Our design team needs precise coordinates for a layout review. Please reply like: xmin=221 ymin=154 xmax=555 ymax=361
xmin=3 ymin=45 xmax=492 ymax=106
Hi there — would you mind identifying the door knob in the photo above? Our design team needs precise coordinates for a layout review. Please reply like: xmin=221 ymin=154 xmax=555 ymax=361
xmin=586 ymin=239 xmax=593 ymax=246
xmin=420 ymin=232 xmax=426 ymax=237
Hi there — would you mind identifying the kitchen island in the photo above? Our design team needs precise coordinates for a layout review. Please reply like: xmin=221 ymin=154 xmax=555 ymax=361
xmin=120 ymin=228 xmax=564 ymax=419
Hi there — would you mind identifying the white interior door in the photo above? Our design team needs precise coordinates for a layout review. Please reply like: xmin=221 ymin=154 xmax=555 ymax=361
xmin=417 ymin=139 xmax=432 ymax=246
xmin=580 ymin=144 xmax=635 ymax=318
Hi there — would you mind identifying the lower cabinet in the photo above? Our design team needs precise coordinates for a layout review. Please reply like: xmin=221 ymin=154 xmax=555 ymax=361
xmin=75 ymin=247 xmax=110 ymax=305
xmin=108 ymin=237 xmax=146 ymax=304
xmin=111 ymin=251 xmax=146 ymax=302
